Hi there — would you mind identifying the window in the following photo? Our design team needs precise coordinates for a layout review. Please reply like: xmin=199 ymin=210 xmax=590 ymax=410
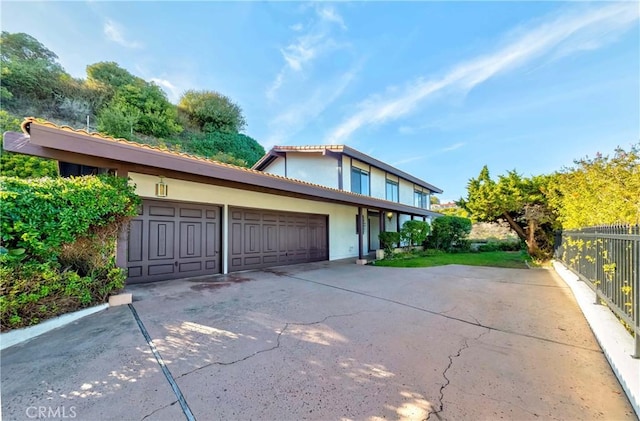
xmin=386 ymin=180 xmax=399 ymax=202
xmin=414 ymin=190 xmax=428 ymax=208
xmin=351 ymin=167 xmax=370 ymax=196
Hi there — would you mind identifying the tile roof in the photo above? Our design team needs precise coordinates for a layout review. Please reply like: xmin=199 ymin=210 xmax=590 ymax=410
xmin=18 ymin=118 xmax=445 ymax=217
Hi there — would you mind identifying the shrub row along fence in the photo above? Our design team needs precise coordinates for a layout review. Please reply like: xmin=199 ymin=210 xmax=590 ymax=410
xmin=555 ymin=224 xmax=639 ymax=358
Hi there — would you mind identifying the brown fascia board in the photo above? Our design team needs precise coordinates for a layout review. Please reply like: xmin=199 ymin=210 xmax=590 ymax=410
xmin=7 ymin=126 xmax=440 ymax=218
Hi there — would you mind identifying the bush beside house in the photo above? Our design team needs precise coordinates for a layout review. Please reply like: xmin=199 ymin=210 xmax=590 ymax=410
xmin=0 ymin=175 xmax=140 ymax=331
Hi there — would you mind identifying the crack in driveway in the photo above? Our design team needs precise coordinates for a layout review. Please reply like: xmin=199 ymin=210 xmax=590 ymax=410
xmin=282 ymin=273 xmax=602 ymax=353
xmin=426 ymin=329 xmax=490 ymax=420
xmin=176 ymin=311 xmax=366 ymax=380
xmin=141 ymin=400 xmax=178 ymax=421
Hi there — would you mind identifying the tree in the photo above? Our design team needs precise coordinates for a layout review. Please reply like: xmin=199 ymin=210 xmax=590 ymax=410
xmin=86 ymin=61 xmax=138 ymax=92
xmin=428 ymin=216 xmax=472 ymax=252
xmin=400 ymin=220 xmax=430 ymax=248
xmin=98 ymin=81 xmax=181 ymax=138
xmin=430 ymin=195 xmax=440 ymax=205
xmin=0 ymin=32 xmax=66 ymax=112
xmin=0 ymin=110 xmax=58 ymax=178
xmin=548 ymin=144 xmax=640 ymax=228
xmin=180 ymin=131 xmax=265 ymax=167
xmin=0 ymin=32 xmax=59 ymax=62
xmin=178 ymin=90 xmax=246 ymax=133
xmin=459 ymin=166 xmax=556 ymax=259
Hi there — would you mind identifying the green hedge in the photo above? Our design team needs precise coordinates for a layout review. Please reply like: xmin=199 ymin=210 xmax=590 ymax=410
xmin=0 ymin=175 xmax=140 ymax=330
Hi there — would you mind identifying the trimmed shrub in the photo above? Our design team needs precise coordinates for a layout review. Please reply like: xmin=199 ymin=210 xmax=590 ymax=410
xmin=427 ymin=216 xmax=472 ymax=252
xmin=379 ymin=231 xmax=401 ymax=255
xmin=400 ymin=220 xmax=430 ymax=248
xmin=0 ymin=175 xmax=140 ymax=330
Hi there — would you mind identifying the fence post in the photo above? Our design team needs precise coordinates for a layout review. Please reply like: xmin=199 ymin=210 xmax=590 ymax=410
xmin=635 ymin=228 xmax=640 ymax=359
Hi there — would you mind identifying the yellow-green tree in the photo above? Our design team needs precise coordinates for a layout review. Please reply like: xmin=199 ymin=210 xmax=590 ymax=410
xmin=548 ymin=144 xmax=640 ymax=229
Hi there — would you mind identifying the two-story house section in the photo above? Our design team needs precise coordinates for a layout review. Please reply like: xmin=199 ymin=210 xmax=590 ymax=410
xmin=253 ymin=145 xmax=443 ymax=253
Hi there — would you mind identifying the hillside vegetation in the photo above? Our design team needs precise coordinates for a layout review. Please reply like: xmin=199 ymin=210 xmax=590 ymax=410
xmin=0 ymin=31 xmax=265 ymax=177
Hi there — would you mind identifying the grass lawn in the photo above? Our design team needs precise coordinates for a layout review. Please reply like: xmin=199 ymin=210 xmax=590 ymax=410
xmin=373 ymin=250 xmax=530 ymax=269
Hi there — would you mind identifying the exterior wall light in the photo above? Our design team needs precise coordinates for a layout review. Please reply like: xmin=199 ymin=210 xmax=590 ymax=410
xmin=155 ymin=176 xmax=168 ymax=197
xmin=386 ymin=211 xmax=393 ymax=220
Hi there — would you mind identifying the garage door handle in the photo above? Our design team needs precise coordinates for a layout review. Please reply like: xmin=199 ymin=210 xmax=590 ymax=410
xmin=174 ymin=261 xmax=178 ymax=267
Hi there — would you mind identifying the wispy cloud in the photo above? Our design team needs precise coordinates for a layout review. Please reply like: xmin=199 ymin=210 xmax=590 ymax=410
xmin=265 ymin=66 xmax=359 ymax=148
xmin=104 ymin=19 xmax=142 ymax=49
xmin=150 ymin=78 xmax=181 ymax=103
xmin=266 ymin=4 xmax=348 ymax=101
xmin=442 ymin=142 xmax=465 ymax=152
xmin=325 ymin=3 xmax=639 ymax=144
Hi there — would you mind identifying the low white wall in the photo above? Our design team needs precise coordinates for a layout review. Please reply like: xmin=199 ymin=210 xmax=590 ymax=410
xmin=552 ymin=261 xmax=639 ymax=418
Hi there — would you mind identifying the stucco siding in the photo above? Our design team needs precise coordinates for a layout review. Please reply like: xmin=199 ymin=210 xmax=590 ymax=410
xmin=342 ymin=155 xmax=351 ymax=192
xmin=399 ymin=179 xmax=414 ymax=206
xmin=284 ymin=154 xmax=339 ymax=188
xmin=129 ymin=173 xmax=359 ymax=263
xmin=370 ymin=167 xmax=386 ymax=201
xmin=262 ymin=158 xmax=286 ymax=177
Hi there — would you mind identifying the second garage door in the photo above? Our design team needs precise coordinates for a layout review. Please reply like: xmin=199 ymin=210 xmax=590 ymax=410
xmin=229 ymin=207 xmax=328 ymax=272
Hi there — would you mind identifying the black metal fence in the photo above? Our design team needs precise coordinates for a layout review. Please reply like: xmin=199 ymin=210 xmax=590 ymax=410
xmin=555 ymin=224 xmax=639 ymax=358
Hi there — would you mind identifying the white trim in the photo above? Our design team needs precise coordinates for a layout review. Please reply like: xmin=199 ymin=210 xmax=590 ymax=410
xmin=552 ymin=261 xmax=639 ymax=418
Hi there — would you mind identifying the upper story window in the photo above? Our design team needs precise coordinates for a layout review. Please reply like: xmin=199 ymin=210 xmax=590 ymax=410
xmin=414 ymin=190 xmax=429 ymax=208
xmin=386 ymin=180 xmax=399 ymax=202
xmin=351 ymin=167 xmax=370 ymax=196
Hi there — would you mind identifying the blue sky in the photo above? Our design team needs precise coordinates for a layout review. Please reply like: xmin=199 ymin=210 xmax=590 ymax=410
xmin=2 ymin=1 xmax=638 ymax=201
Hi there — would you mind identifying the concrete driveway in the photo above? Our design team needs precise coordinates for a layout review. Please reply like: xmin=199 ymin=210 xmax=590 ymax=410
xmin=1 ymin=261 xmax=635 ymax=420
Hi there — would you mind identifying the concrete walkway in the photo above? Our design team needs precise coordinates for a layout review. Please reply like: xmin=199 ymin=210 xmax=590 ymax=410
xmin=1 ymin=262 xmax=635 ymax=420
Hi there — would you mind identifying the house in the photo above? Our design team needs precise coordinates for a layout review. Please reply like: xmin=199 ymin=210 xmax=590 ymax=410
xmin=3 ymin=119 xmax=442 ymax=283
xmin=253 ymin=145 xmax=443 ymax=251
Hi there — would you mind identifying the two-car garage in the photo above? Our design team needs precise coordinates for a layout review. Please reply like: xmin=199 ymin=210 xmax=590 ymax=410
xmin=127 ymin=200 xmax=328 ymax=283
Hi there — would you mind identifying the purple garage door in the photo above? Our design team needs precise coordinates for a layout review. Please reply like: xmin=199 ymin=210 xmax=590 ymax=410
xmin=229 ymin=207 xmax=328 ymax=272
xmin=127 ymin=200 xmax=221 ymax=283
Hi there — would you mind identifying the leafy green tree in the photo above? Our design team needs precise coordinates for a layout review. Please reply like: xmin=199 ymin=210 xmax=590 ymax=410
xmin=178 ymin=90 xmax=246 ymax=133
xmin=0 ymin=32 xmax=66 ymax=112
xmin=181 ymin=131 xmax=265 ymax=166
xmin=427 ymin=216 xmax=472 ymax=252
xmin=400 ymin=220 xmax=430 ymax=248
xmin=86 ymin=61 xmax=138 ymax=92
xmin=548 ymin=144 xmax=640 ymax=228
xmin=0 ymin=110 xmax=57 ymax=178
xmin=97 ymin=103 xmax=141 ymax=140
xmin=459 ymin=166 xmax=556 ymax=259
xmin=99 ymin=81 xmax=181 ymax=138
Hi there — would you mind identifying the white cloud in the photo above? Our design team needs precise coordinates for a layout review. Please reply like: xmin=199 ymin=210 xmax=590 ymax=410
xmin=265 ymin=67 xmax=359 ymax=148
xmin=316 ymin=5 xmax=347 ymax=30
xmin=325 ymin=3 xmax=639 ymax=144
xmin=150 ymin=78 xmax=181 ymax=103
xmin=442 ymin=142 xmax=465 ymax=152
xmin=266 ymin=5 xmax=348 ymax=100
xmin=104 ymin=19 xmax=142 ymax=49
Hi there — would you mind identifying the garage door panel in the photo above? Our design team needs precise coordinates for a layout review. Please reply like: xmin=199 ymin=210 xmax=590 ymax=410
xmin=180 ymin=222 xmax=202 ymax=258
xmin=149 ymin=221 xmax=175 ymax=260
xmin=263 ymin=224 xmax=278 ymax=253
xmin=128 ymin=220 xmax=143 ymax=262
xmin=127 ymin=200 xmax=221 ymax=283
xmin=245 ymin=224 xmax=261 ymax=253
xmin=148 ymin=263 xmax=175 ymax=276
xmin=149 ymin=205 xmax=175 ymax=217
xmin=229 ymin=207 xmax=327 ymax=272
xmin=206 ymin=222 xmax=218 ymax=257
